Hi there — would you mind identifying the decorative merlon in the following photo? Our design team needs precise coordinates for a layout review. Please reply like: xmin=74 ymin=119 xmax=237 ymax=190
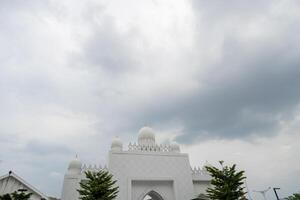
xmin=191 ymin=166 xmax=209 ymax=175
xmin=127 ymin=143 xmax=175 ymax=152
xmin=81 ymin=164 xmax=107 ymax=172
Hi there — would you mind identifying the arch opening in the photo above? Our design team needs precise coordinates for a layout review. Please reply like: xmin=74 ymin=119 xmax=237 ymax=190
xmin=142 ymin=190 xmax=164 ymax=200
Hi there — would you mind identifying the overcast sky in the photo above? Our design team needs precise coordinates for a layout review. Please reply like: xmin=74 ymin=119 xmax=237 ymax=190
xmin=0 ymin=0 xmax=300 ymax=199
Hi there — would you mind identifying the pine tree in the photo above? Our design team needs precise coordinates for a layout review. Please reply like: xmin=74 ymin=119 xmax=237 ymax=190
xmin=286 ymin=193 xmax=300 ymax=200
xmin=0 ymin=190 xmax=32 ymax=200
xmin=0 ymin=194 xmax=12 ymax=200
xmin=192 ymin=193 xmax=209 ymax=200
xmin=78 ymin=170 xmax=119 ymax=200
xmin=11 ymin=190 xmax=32 ymax=200
xmin=205 ymin=161 xmax=247 ymax=200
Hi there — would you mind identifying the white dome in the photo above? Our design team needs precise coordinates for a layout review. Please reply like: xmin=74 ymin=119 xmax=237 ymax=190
xmin=111 ymin=137 xmax=123 ymax=151
xmin=138 ymin=126 xmax=155 ymax=145
xmin=67 ymin=156 xmax=82 ymax=174
xmin=170 ymin=142 xmax=180 ymax=152
xmin=138 ymin=126 xmax=155 ymax=140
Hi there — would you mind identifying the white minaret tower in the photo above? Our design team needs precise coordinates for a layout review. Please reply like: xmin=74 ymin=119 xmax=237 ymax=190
xmin=61 ymin=156 xmax=82 ymax=200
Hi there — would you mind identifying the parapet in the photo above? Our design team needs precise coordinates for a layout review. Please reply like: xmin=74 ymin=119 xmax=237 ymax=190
xmin=127 ymin=142 xmax=180 ymax=153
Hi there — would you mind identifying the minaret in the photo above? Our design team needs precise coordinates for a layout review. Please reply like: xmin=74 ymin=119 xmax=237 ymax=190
xmin=61 ymin=156 xmax=82 ymax=200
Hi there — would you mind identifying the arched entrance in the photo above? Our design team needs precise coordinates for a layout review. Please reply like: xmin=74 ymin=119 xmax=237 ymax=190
xmin=142 ymin=191 xmax=164 ymax=200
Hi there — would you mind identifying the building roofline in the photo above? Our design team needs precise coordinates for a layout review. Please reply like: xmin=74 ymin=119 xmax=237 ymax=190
xmin=0 ymin=171 xmax=48 ymax=199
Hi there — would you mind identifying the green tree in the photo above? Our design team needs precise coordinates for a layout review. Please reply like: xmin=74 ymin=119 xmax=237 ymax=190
xmin=0 ymin=190 xmax=32 ymax=200
xmin=192 ymin=193 xmax=209 ymax=200
xmin=78 ymin=170 xmax=119 ymax=200
xmin=286 ymin=193 xmax=300 ymax=200
xmin=11 ymin=190 xmax=32 ymax=200
xmin=204 ymin=161 xmax=247 ymax=200
xmin=0 ymin=194 xmax=12 ymax=200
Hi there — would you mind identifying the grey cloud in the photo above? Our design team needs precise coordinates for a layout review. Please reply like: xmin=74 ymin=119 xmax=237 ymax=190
xmin=191 ymin=0 xmax=272 ymax=16
xmin=66 ymin=1 xmax=300 ymax=144
xmin=121 ymin=3 xmax=300 ymax=142
xmin=25 ymin=140 xmax=72 ymax=156
xmin=1 ymin=0 xmax=300 ymax=197
xmin=137 ymin=64 xmax=300 ymax=142
xmin=2 ymin=0 xmax=299 ymax=143
xmin=80 ymin=16 xmax=139 ymax=74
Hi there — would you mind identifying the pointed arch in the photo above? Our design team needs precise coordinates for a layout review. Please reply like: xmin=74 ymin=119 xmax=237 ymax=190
xmin=142 ymin=190 xmax=164 ymax=200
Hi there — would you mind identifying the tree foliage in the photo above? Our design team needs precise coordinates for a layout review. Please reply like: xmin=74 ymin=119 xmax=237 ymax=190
xmin=286 ymin=193 xmax=300 ymax=200
xmin=11 ymin=190 xmax=32 ymax=200
xmin=0 ymin=190 xmax=32 ymax=200
xmin=192 ymin=193 xmax=209 ymax=200
xmin=0 ymin=194 xmax=12 ymax=200
xmin=205 ymin=161 xmax=247 ymax=200
xmin=77 ymin=170 xmax=119 ymax=200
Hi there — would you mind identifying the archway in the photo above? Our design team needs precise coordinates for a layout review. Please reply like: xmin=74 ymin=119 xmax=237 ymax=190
xmin=142 ymin=191 xmax=164 ymax=200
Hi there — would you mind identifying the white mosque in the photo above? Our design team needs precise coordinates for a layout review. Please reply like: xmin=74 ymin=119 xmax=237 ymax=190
xmin=61 ymin=127 xmax=211 ymax=200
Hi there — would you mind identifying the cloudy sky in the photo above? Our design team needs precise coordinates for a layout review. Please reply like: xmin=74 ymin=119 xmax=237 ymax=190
xmin=1 ymin=0 xmax=300 ymax=199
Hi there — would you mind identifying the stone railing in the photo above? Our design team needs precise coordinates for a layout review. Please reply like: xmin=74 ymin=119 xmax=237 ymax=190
xmin=191 ymin=166 xmax=209 ymax=175
xmin=127 ymin=142 xmax=173 ymax=152
xmin=81 ymin=164 xmax=107 ymax=172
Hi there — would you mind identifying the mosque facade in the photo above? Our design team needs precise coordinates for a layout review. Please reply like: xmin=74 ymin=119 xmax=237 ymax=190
xmin=61 ymin=127 xmax=211 ymax=200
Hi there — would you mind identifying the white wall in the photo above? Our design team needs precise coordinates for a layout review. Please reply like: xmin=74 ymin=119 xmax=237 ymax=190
xmin=108 ymin=151 xmax=195 ymax=200
xmin=192 ymin=181 xmax=210 ymax=196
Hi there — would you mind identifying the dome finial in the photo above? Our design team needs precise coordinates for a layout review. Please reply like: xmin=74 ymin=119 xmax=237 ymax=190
xmin=138 ymin=126 xmax=155 ymax=146
xmin=67 ymin=156 xmax=82 ymax=175
xmin=111 ymin=137 xmax=123 ymax=151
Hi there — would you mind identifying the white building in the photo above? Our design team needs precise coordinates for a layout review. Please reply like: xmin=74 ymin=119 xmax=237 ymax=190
xmin=0 ymin=171 xmax=48 ymax=200
xmin=61 ymin=127 xmax=211 ymax=200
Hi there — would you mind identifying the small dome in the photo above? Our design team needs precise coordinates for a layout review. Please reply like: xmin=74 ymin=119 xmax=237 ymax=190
xmin=170 ymin=142 xmax=180 ymax=152
xmin=111 ymin=137 xmax=123 ymax=151
xmin=138 ymin=126 xmax=155 ymax=145
xmin=67 ymin=156 xmax=82 ymax=174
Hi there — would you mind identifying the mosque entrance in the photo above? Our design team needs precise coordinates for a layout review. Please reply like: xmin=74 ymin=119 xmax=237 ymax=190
xmin=131 ymin=180 xmax=174 ymax=200
xmin=142 ymin=191 xmax=164 ymax=200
